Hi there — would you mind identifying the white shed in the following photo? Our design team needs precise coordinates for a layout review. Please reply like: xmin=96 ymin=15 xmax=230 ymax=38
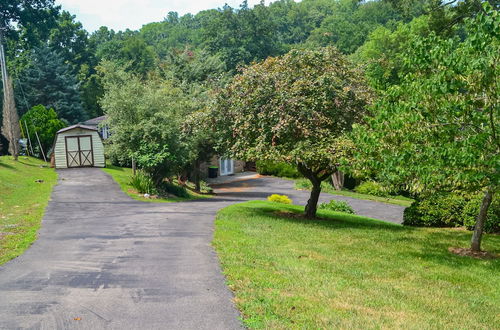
xmin=53 ymin=124 xmax=105 ymax=168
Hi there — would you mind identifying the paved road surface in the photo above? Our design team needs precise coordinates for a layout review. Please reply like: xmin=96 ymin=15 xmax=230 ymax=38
xmin=0 ymin=169 xmax=405 ymax=329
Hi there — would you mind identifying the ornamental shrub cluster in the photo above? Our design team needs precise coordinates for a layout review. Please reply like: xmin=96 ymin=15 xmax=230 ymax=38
xmin=403 ymin=193 xmax=500 ymax=233
xmin=354 ymin=181 xmax=389 ymax=197
xmin=256 ymin=160 xmax=302 ymax=178
xmin=267 ymin=194 xmax=292 ymax=204
xmin=318 ymin=200 xmax=356 ymax=214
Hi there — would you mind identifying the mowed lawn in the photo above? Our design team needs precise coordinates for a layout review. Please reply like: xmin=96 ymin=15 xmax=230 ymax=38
xmin=0 ymin=156 xmax=57 ymax=265
xmin=214 ymin=201 xmax=500 ymax=329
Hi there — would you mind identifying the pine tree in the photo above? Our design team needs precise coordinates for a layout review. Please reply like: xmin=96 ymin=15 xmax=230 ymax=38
xmin=18 ymin=46 xmax=85 ymax=123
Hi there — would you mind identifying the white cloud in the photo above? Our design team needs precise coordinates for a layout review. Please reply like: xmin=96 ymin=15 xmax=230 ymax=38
xmin=56 ymin=0 xmax=266 ymax=32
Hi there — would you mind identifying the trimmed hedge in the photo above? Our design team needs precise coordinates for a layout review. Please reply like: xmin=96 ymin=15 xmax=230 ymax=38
xmin=256 ymin=160 xmax=301 ymax=178
xmin=403 ymin=192 xmax=499 ymax=233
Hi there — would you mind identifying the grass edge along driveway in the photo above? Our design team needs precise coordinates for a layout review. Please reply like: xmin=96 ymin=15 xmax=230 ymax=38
xmin=213 ymin=200 xmax=500 ymax=329
xmin=0 ymin=156 xmax=57 ymax=265
xmin=103 ymin=163 xmax=209 ymax=203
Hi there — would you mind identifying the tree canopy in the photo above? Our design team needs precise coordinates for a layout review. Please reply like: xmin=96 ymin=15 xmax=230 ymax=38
xmin=352 ymin=3 xmax=499 ymax=251
xmin=211 ymin=47 xmax=370 ymax=217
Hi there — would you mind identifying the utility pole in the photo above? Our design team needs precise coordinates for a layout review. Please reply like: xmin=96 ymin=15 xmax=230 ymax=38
xmin=0 ymin=27 xmax=8 ymax=102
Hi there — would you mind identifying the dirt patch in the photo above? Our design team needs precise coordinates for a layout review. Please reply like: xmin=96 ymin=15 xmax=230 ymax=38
xmin=448 ymin=247 xmax=499 ymax=260
xmin=274 ymin=210 xmax=322 ymax=221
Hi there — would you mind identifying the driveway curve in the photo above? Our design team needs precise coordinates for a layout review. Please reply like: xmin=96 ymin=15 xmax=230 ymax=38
xmin=0 ymin=169 xmax=405 ymax=329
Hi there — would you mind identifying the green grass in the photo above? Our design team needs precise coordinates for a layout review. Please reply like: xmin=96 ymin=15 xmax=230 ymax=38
xmin=0 ymin=156 xmax=57 ymax=265
xmin=295 ymin=178 xmax=414 ymax=207
xmin=214 ymin=201 xmax=500 ymax=329
xmin=103 ymin=163 xmax=209 ymax=202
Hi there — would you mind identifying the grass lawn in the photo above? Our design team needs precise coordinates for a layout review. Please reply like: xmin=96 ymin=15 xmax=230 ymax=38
xmin=103 ymin=163 xmax=210 ymax=202
xmin=214 ymin=201 xmax=500 ymax=329
xmin=0 ymin=156 xmax=57 ymax=265
xmin=295 ymin=178 xmax=414 ymax=207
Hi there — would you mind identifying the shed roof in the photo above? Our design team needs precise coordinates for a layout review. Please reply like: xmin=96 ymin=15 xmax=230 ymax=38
xmin=82 ymin=115 xmax=107 ymax=126
xmin=57 ymin=124 xmax=98 ymax=134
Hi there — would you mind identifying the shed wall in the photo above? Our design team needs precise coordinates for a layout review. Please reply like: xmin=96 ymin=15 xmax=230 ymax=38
xmin=54 ymin=128 xmax=105 ymax=168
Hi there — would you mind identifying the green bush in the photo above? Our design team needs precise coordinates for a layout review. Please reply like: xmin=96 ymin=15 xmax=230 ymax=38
xmin=462 ymin=195 xmax=500 ymax=233
xmin=159 ymin=181 xmax=190 ymax=198
xmin=403 ymin=192 xmax=500 ymax=233
xmin=354 ymin=181 xmax=389 ymax=197
xmin=267 ymin=194 xmax=292 ymax=204
xmin=256 ymin=160 xmax=301 ymax=178
xmin=129 ymin=171 xmax=156 ymax=194
xmin=318 ymin=200 xmax=356 ymax=214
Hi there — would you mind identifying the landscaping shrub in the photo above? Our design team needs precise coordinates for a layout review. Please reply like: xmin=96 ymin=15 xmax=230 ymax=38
xmin=318 ymin=200 xmax=356 ymax=214
xmin=403 ymin=192 xmax=500 ymax=233
xmin=256 ymin=160 xmax=301 ymax=178
xmin=462 ymin=195 xmax=500 ymax=233
xmin=267 ymin=194 xmax=292 ymax=204
xmin=105 ymin=143 xmax=132 ymax=167
xmin=159 ymin=181 xmax=190 ymax=198
xmin=185 ymin=180 xmax=213 ymax=194
xmin=354 ymin=181 xmax=389 ymax=197
xmin=129 ymin=171 xmax=156 ymax=194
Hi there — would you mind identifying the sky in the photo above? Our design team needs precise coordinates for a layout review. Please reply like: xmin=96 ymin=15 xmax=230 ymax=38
xmin=55 ymin=0 xmax=265 ymax=32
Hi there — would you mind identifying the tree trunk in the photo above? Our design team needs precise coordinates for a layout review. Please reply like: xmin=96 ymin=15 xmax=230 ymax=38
xmin=0 ymin=31 xmax=20 ymax=161
xmin=194 ymin=159 xmax=201 ymax=192
xmin=470 ymin=189 xmax=494 ymax=252
xmin=305 ymin=181 xmax=321 ymax=218
xmin=1 ymin=77 xmax=20 ymax=161
xmin=331 ymin=171 xmax=344 ymax=191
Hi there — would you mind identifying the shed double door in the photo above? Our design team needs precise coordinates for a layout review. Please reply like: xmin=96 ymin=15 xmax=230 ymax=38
xmin=219 ymin=158 xmax=234 ymax=176
xmin=66 ymin=135 xmax=94 ymax=167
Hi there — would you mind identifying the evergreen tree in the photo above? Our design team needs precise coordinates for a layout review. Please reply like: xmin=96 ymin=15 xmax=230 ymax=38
xmin=17 ymin=46 xmax=85 ymax=123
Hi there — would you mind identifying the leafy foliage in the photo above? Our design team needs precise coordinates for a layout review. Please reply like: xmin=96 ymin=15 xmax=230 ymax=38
xmin=99 ymin=62 xmax=191 ymax=184
xmin=318 ymin=199 xmax=356 ymax=214
xmin=255 ymin=160 xmax=301 ymax=179
xmin=159 ymin=181 xmax=190 ymax=198
xmin=404 ymin=192 xmax=500 ymax=233
xmin=129 ymin=171 xmax=156 ymax=195
xmin=20 ymin=105 xmax=65 ymax=157
xmin=352 ymin=4 xmax=499 ymax=250
xmin=267 ymin=194 xmax=292 ymax=204
xmin=354 ymin=181 xmax=389 ymax=197
xmin=353 ymin=5 xmax=499 ymax=194
xmin=212 ymin=47 xmax=370 ymax=216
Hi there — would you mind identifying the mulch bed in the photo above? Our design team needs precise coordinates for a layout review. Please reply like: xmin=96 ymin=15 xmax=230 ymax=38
xmin=448 ymin=247 xmax=499 ymax=260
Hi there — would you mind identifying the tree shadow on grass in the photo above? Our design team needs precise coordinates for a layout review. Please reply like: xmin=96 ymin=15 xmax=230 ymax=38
xmin=239 ymin=202 xmax=408 ymax=233
xmin=401 ymin=230 xmax=500 ymax=268
xmin=232 ymin=202 xmax=500 ymax=268
xmin=18 ymin=159 xmax=45 ymax=168
xmin=0 ymin=162 xmax=16 ymax=170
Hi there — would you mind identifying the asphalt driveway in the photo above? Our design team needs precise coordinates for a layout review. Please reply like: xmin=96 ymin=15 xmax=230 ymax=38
xmin=0 ymin=169 xmax=405 ymax=329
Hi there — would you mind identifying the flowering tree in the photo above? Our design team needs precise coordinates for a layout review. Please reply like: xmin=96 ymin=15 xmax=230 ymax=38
xmin=212 ymin=47 xmax=370 ymax=217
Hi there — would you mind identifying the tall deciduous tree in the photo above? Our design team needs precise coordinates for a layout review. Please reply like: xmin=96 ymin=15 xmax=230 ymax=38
xmin=352 ymin=4 xmax=499 ymax=252
xmin=212 ymin=47 xmax=370 ymax=217
xmin=99 ymin=61 xmax=190 ymax=185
